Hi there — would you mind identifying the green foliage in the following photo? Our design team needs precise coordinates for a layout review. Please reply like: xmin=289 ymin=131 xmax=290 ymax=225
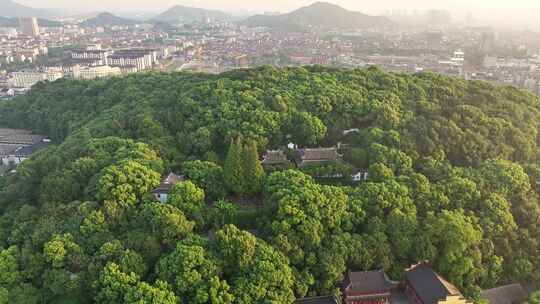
xmin=210 ymin=200 xmax=238 ymax=229
xmin=168 ymin=181 xmax=206 ymax=230
xmin=1 ymin=67 xmax=540 ymax=301
xmin=368 ymin=163 xmax=395 ymax=182
xmin=95 ymin=262 xmax=176 ymax=304
xmin=156 ymin=242 xmax=232 ymax=304
xmin=300 ymin=160 xmax=354 ymax=183
xmin=224 ymin=137 xmax=245 ymax=195
xmin=0 ymin=246 xmax=40 ymax=303
xmin=344 ymin=147 xmax=369 ymax=169
xmin=97 ymin=160 xmax=161 ymax=207
xmin=0 ymin=288 xmax=6 ymax=304
xmin=142 ymin=202 xmax=195 ymax=244
xmin=44 ymin=234 xmax=84 ymax=270
xmin=224 ymin=138 xmax=265 ymax=196
xmin=242 ymin=140 xmax=265 ymax=195
xmin=369 ymin=143 xmax=412 ymax=175
xmin=80 ymin=209 xmax=111 ymax=251
xmin=264 ymin=170 xmax=350 ymax=295
xmin=289 ymin=111 xmax=327 ymax=146
xmin=0 ymin=246 xmax=20 ymax=286
xmin=524 ymin=292 xmax=540 ymax=304
xmin=183 ymin=160 xmax=226 ymax=201
xmin=424 ymin=210 xmax=484 ymax=292
xmin=216 ymin=225 xmax=295 ymax=304
xmin=42 ymin=268 xmax=82 ymax=299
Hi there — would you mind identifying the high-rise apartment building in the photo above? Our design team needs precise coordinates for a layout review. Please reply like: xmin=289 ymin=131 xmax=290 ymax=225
xmin=19 ymin=17 xmax=40 ymax=37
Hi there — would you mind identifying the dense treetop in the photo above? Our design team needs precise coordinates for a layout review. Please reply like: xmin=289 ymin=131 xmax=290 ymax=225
xmin=0 ymin=66 xmax=539 ymax=303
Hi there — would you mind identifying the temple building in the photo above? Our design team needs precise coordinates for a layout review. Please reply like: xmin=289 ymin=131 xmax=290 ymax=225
xmin=481 ymin=283 xmax=528 ymax=304
xmin=404 ymin=263 xmax=472 ymax=304
xmin=342 ymin=270 xmax=395 ymax=304
xmin=261 ymin=150 xmax=290 ymax=167
xmin=295 ymin=147 xmax=342 ymax=167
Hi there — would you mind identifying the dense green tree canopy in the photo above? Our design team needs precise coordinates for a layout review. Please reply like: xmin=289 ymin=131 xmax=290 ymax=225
xmin=1 ymin=66 xmax=540 ymax=302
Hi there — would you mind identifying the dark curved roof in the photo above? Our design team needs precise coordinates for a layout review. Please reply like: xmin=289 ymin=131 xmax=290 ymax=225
xmin=262 ymin=150 xmax=289 ymax=164
xmin=298 ymin=147 xmax=340 ymax=161
xmin=344 ymin=270 xmax=394 ymax=293
xmin=405 ymin=264 xmax=461 ymax=304
xmin=481 ymin=284 xmax=527 ymax=304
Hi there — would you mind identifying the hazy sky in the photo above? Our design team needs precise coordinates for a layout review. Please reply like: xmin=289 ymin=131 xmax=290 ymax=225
xmin=17 ymin=0 xmax=540 ymax=14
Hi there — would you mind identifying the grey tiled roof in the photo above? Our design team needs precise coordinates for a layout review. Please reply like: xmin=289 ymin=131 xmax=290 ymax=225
xmin=405 ymin=264 xmax=462 ymax=304
xmin=344 ymin=270 xmax=394 ymax=293
xmin=481 ymin=284 xmax=528 ymax=304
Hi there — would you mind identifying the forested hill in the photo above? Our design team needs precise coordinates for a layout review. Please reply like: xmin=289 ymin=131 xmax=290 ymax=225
xmin=3 ymin=66 xmax=540 ymax=167
xmin=0 ymin=66 xmax=539 ymax=303
xmin=241 ymin=2 xmax=394 ymax=30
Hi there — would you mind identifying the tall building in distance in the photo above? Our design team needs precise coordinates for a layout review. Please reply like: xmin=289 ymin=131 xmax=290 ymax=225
xmin=19 ymin=17 xmax=40 ymax=37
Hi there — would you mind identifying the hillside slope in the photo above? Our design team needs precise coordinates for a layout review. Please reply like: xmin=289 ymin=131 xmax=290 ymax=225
xmin=241 ymin=2 xmax=394 ymax=30
xmin=81 ymin=12 xmax=137 ymax=27
xmin=151 ymin=5 xmax=231 ymax=23
xmin=0 ymin=0 xmax=54 ymax=18
xmin=0 ymin=67 xmax=539 ymax=302
xmin=0 ymin=15 xmax=61 ymax=27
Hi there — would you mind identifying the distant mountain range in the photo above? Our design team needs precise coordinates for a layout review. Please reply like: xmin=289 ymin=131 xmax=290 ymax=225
xmin=150 ymin=5 xmax=232 ymax=23
xmin=0 ymin=16 xmax=61 ymax=27
xmin=241 ymin=2 xmax=394 ymax=30
xmin=0 ymin=0 xmax=55 ymax=18
xmin=0 ymin=0 xmax=394 ymax=31
xmin=81 ymin=12 xmax=137 ymax=27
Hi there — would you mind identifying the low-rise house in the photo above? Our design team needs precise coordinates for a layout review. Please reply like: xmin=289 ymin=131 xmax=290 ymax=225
xmin=8 ymin=70 xmax=47 ymax=88
xmin=262 ymin=150 xmax=290 ymax=167
xmin=404 ymin=263 xmax=472 ymax=304
xmin=481 ymin=283 xmax=528 ymax=304
xmin=2 ymin=140 xmax=50 ymax=166
xmin=295 ymin=295 xmax=341 ymax=304
xmin=295 ymin=147 xmax=342 ymax=167
xmin=152 ymin=173 xmax=185 ymax=203
xmin=0 ymin=129 xmax=49 ymax=167
xmin=0 ymin=128 xmax=43 ymax=145
xmin=343 ymin=270 xmax=395 ymax=304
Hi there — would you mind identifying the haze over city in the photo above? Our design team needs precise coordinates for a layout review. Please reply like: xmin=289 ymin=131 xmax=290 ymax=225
xmin=10 ymin=0 xmax=540 ymax=30
xmin=2 ymin=0 xmax=540 ymax=302
xmin=14 ymin=0 xmax=540 ymax=11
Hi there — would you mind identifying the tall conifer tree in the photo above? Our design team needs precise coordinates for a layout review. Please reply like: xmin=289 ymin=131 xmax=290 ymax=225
xmin=224 ymin=137 xmax=244 ymax=195
xmin=242 ymin=140 xmax=265 ymax=196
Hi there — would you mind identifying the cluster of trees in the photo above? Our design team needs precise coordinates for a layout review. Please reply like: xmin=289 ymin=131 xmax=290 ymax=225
xmin=299 ymin=160 xmax=354 ymax=183
xmin=224 ymin=137 xmax=265 ymax=196
xmin=524 ymin=292 xmax=540 ymax=304
xmin=0 ymin=66 xmax=539 ymax=303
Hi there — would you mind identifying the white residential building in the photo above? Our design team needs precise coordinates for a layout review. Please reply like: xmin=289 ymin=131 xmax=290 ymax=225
xmin=108 ymin=49 xmax=157 ymax=71
xmin=72 ymin=65 xmax=121 ymax=80
xmin=8 ymin=71 xmax=47 ymax=88
xmin=46 ymin=68 xmax=64 ymax=82
xmin=71 ymin=49 xmax=111 ymax=65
